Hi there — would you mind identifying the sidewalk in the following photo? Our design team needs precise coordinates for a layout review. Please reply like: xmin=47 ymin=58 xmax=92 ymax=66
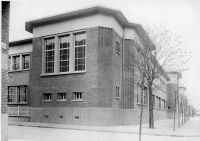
xmin=9 ymin=117 xmax=200 ymax=137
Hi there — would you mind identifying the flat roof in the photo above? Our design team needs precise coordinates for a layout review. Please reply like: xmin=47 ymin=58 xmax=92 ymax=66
xmin=25 ymin=6 xmax=139 ymax=33
xmin=9 ymin=38 xmax=32 ymax=47
xmin=25 ymin=6 xmax=155 ymax=50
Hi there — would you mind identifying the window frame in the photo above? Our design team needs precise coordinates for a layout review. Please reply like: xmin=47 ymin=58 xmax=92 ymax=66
xmin=74 ymin=31 xmax=86 ymax=72
xmin=115 ymin=86 xmax=120 ymax=99
xmin=59 ymin=34 xmax=70 ymax=73
xmin=42 ymin=93 xmax=52 ymax=102
xmin=12 ymin=55 xmax=20 ymax=71
xmin=7 ymin=85 xmax=28 ymax=104
xmin=41 ymin=30 xmax=87 ymax=76
xmin=22 ymin=54 xmax=30 ymax=70
xmin=57 ymin=93 xmax=67 ymax=101
xmin=44 ymin=37 xmax=55 ymax=74
xmin=9 ymin=53 xmax=31 ymax=72
xmin=72 ymin=92 xmax=83 ymax=101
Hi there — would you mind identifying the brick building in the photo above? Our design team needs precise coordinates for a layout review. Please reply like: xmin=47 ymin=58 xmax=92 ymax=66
xmin=8 ymin=6 xmax=169 ymax=125
xmin=2 ymin=1 xmax=10 ymax=141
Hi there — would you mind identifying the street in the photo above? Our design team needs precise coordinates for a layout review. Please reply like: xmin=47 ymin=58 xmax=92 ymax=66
xmin=8 ymin=117 xmax=200 ymax=141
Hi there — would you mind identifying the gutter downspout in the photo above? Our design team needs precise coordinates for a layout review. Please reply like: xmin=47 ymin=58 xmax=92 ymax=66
xmin=121 ymin=26 xmax=125 ymax=125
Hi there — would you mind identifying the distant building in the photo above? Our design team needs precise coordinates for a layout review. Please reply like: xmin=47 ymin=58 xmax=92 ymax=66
xmin=8 ymin=6 xmax=169 ymax=126
xmin=166 ymin=71 xmax=182 ymax=119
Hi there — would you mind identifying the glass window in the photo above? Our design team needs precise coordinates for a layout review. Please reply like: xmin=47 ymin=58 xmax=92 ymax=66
xmin=73 ymin=92 xmax=82 ymax=100
xmin=115 ymin=41 xmax=120 ymax=54
xmin=12 ymin=55 xmax=20 ymax=70
xmin=74 ymin=32 xmax=86 ymax=71
xmin=18 ymin=86 xmax=27 ymax=103
xmin=8 ymin=87 xmax=17 ymax=103
xmin=45 ymin=38 xmax=55 ymax=73
xmin=116 ymin=86 xmax=119 ymax=99
xmin=59 ymin=35 xmax=70 ymax=72
xmin=43 ymin=93 xmax=52 ymax=101
xmin=22 ymin=54 xmax=30 ymax=69
xmin=8 ymin=86 xmax=27 ymax=103
xmin=57 ymin=93 xmax=66 ymax=100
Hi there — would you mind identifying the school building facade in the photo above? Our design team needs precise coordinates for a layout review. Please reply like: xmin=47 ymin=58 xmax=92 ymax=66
xmin=8 ymin=6 xmax=169 ymax=126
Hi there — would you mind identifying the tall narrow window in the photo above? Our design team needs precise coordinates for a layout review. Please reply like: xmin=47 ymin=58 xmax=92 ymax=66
xmin=74 ymin=32 xmax=86 ymax=71
xmin=18 ymin=86 xmax=27 ymax=103
xmin=22 ymin=54 xmax=30 ymax=70
xmin=12 ymin=55 xmax=20 ymax=70
xmin=59 ymin=35 xmax=70 ymax=72
xmin=45 ymin=38 xmax=55 ymax=73
xmin=8 ymin=87 xmax=17 ymax=103
xmin=116 ymin=86 xmax=119 ymax=99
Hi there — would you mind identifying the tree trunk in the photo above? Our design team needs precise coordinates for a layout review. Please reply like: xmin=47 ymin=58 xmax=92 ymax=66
xmin=148 ymin=83 xmax=154 ymax=128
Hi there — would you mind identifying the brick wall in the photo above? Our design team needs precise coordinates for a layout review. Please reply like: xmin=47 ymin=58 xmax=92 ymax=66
xmin=121 ymin=39 xmax=135 ymax=109
xmin=1 ymin=1 xmax=10 ymax=114
xmin=1 ymin=1 xmax=10 ymax=45
xmin=30 ymin=27 xmax=122 ymax=108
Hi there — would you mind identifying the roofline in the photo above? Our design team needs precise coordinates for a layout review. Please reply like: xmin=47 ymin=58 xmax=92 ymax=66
xmin=9 ymin=38 xmax=32 ymax=47
xmin=26 ymin=6 xmax=131 ymax=33
xmin=25 ymin=6 xmax=155 ymax=51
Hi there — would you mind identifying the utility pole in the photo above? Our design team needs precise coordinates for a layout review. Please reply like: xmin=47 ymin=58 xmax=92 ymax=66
xmin=173 ymin=91 xmax=177 ymax=131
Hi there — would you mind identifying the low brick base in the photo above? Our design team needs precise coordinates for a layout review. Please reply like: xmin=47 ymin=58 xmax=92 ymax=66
xmin=30 ymin=107 xmax=167 ymax=126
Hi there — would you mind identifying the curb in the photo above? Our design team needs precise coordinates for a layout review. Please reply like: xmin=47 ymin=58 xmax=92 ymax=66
xmin=9 ymin=121 xmax=200 ymax=138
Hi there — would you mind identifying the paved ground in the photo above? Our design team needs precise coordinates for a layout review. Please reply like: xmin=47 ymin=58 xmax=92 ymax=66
xmin=8 ymin=116 xmax=200 ymax=141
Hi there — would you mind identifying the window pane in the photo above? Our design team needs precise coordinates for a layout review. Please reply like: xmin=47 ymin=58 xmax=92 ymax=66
xmin=18 ymin=86 xmax=27 ymax=103
xmin=13 ymin=56 xmax=20 ymax=70
xmin=74 ymin=32 xmax=86 ymax=71
xmin=57 ymin=93 xmax=66 ymax=100
xmin=45 ymin=38 xmax=55 ymax=73
xmin=22 ymin=54 xmax=30 ymax=69
xmin=8 ymin=87 xmax=17 ymax=103
xmin=43 ymin=93 xmax=51 ymax=100
xmin=59 ymin=35 xmax=70 ymax=72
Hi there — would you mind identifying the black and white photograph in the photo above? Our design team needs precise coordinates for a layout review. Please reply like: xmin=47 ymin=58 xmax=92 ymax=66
xmin=1 ymin=0 xmax=200 ymax=141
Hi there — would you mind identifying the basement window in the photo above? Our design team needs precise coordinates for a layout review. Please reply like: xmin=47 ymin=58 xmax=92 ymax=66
xmin=73 ymin=92 xmax=82 ymax=101
xmin=57 ymin=93 xmax=66 ymax=101
xmin=43 ymin=93 xmax=52 ymax=102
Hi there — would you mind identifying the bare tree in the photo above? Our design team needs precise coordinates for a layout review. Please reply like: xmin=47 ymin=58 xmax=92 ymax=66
xmin=134 ymin=24 xmax=191 ymax=129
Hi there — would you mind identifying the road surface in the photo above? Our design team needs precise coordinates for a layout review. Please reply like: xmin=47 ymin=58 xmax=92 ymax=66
xmin=8 ymin=116 xmax=200 ymax=141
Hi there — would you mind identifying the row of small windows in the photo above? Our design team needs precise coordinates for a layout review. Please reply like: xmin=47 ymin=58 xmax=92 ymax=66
xmin=43 ymin=92 xmax=83 ymax=102
xmin=136 ymin=83 xmax=166 ymax=109
xmin=9 ymin=54 xmax=30 ymax=71
xmin=44 ymin=31 xmax=86 ymax=74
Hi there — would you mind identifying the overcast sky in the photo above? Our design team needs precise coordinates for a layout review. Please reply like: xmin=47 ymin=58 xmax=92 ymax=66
xmin=9 ymin=0 xmax=200 ymax=110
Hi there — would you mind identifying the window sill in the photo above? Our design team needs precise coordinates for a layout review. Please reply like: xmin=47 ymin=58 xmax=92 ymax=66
xmin=42 ymin=100 xmax=52 ymax=103
xmin=137 ymin=103 xmax=148 ymax=107
xmin=57 ymin=99 xmax=67 ymax=102
xmin=40 ymin=70 xmax=86 ymax=76
xmin=7 ymin=102 xmax=18 ymax=105
xmin=72 ymin=99 xmax=83 ymax=102
xmin=8 ymin=69 xmax=30 ymax=73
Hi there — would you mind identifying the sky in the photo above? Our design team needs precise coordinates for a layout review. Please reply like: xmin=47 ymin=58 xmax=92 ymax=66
xmin=9 ymin=0 xmax=200 ymax=110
